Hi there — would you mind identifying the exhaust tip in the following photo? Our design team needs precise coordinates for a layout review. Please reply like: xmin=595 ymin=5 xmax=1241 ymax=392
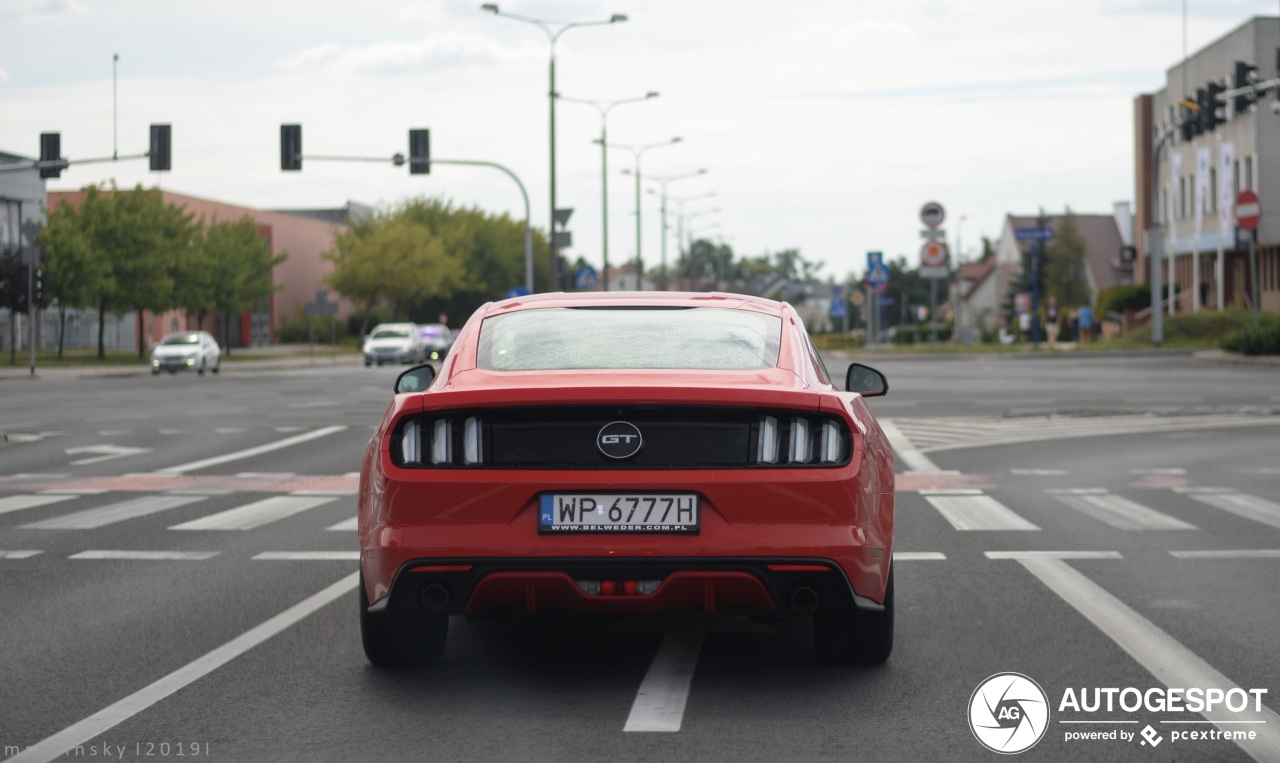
xmin=420 ymin=582 xmax=451 ymax=613
xmin=790 ymin=586 xmax=819 ymax=615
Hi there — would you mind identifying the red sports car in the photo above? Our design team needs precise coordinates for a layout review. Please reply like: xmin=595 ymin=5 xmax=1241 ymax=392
xmin=357 ymin=291 xmax=895 ymax=666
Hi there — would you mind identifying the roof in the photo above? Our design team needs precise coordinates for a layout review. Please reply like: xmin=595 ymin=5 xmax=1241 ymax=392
xmin=1007 ymin=214 xmax=1124 ymax=292
xmin=482 ymin=291 xmax=786 ymax=317
xmin=957 ymin=259 xmax=996 ymax=299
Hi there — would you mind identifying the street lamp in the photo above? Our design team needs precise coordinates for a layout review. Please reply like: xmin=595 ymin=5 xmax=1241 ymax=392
xmin=481 ymin=4 xmax=627 ymax=291
xmin=670 ymin=191 xmax=716 ymax=283
xmin=559 ymin=91 xmax=659 ymax=290
xmin=687 ymin=221 xmax=723 ymax=288
xmin=955 ymin=214 xmax=969 ymax=345
xmin=609 ymin=137 xmax=681 ymax=288
xmin=642 ymin=168 xmax=707 ymax=289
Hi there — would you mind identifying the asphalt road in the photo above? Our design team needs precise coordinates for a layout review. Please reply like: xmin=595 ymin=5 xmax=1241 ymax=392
xmin=1 ymin=354 xmax=1277 ymax=762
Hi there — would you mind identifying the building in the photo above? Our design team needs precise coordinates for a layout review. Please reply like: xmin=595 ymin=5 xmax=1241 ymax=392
xmin=1134 ymin=16 xmax=1280 ymax=315
xmin=48 ymin=189 xmax=354 ymax=349
xmin=950 ymin=258 xmax=998 ymax=342
xmin=992 ymin=207 xmax=1132 ymax=329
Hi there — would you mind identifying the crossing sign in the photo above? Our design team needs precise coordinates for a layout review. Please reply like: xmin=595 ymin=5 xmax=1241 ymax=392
xmin=866 ymin=251 xmax=889 ymax=288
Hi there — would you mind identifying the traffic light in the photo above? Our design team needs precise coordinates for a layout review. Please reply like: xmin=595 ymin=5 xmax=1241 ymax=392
xmin=39 ymin=132 xmax=61 ymax=178
xmin=1234 ymin=61 xmax=1259 ymax=113
xmin=33 ymin=268 xmax=43 ymax=304
xmin=280 ymin=124 xmax=302 ymax=171
xmin=409 ymin=129 xmax=430 ymax=174
xmin=1204 ymin=82 xmax=1226 ymax=130
xmin=149 ymin=124 xmax=171 ymax=171
xmin=1179 ymin=97 xmax=1201 ymax=141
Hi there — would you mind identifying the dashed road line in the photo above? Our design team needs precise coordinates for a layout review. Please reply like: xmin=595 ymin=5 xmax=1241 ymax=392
xmin=169 ymin=496 xmax=337 ymax=531
xmin=253 ymin=551 xmax=360 ymax=561
xmin=151 ymin=425 xmax=346 ymax=474
xmin=1049 ymin=490 xmax=1197 ymax=531
xmin=624 ymin=628 xmax=705 ymax=733
xmin=69 ymin=550 xmax=219 ymax=561
xmin=1182 ymin=491 xmax=1280 ymax=531
xmin=1169 ymin=549 xmax=1280 ymax=560
xmin=326 ymin=517 xmax=359 ymax=532
xmin=21 ymin=496 xmax=207 ymax=530
xmin=924 ymin=493 xmax=1040 ymax=531
xmin=0 ymin=494 xmax=78 ymax=517
xmin=0 ymin=550 xmax=43 ymax=559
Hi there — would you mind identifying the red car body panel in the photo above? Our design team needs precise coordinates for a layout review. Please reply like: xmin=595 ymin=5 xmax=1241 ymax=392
xmin=358 ymin=292 xmax=895 ymax=616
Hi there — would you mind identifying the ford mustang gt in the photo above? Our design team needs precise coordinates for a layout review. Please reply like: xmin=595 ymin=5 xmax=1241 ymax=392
xmin=357 ymin=292 xmax=895 ymax=667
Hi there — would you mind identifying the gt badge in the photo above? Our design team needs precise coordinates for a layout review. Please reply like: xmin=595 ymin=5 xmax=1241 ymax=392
xmin=597 ymin=421 xmax=643 ymax=460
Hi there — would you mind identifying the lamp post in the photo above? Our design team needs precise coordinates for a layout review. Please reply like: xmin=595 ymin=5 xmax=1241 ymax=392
xmin=481 ymin=4 xmax=627 ymax=291
xmin=640 ymin=169 xmax=707 ymax=289
xmin=670 ymin=191 xmax=716 ymax=285
xmin=559 ymin=92 xmax=659 ymax=291
xmin=608 ymin=137 xmax=681 ymax=288
xmin=956 ymin=214 xmax=969 ymax=345
xmin=688 ymin=221 xmax=723 ymax=287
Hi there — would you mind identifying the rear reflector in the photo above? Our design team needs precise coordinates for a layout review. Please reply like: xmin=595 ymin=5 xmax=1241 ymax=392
xmin=409 ymin=564 xmax=473 ymax=573
xmin=766 ymin=564 xmax=831 ymax=572
xmin=577 ymin=579 xmax=663 ymax=596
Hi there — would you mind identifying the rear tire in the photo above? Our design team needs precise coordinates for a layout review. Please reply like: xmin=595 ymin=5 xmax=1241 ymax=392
xmin=813 ymin=568 xmax=893 ymax=665
xmin=211 ymin=359 xmax=220 ymax=374
xmin=197 ymin=359 xmax=206 ymax=376
xmin=359 ymin=570 xmax=448 ymax=667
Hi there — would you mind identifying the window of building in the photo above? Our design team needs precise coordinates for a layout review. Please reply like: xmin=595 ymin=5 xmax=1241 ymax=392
xmin=1234 ymin=159 xmax=1240 ymax=197
xmin=1245 ymin=156 xmax=1254 ymax=190
xmin=1210 ymin=167 xmax=1217 ymax=214
xmin=1179 ymin=177 xmax=1187 ymax=219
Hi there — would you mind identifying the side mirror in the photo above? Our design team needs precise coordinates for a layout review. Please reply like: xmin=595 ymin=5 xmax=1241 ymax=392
xmin=845 ymin=363 xmax=888 ymax=397
xmin=394 ymin=363 xmax=436 ymax=394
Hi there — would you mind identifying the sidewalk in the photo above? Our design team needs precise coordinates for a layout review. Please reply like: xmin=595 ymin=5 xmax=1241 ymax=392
xmin=0 ymin=345 xmax=361 ymax=381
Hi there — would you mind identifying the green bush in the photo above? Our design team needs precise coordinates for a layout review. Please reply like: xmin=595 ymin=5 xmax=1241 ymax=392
xmin=1221 ymin=322 xmax=1280 ymax=355
xmin=277 ymin=304 xmax=343 ymax=343
xmin=1095 ymin=284 xmax=1151 ymax=315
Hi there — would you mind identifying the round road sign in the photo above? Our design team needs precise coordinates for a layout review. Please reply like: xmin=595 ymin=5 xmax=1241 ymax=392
xmin=1236 ymin=190 xmax=1261 ymax=232
xmin=920 ymin=240 xmax=949 ymax=268
xmin=920 ymin=201 xmax=946 ymax=228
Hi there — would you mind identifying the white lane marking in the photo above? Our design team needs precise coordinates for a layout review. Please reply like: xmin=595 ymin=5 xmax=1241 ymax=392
xmin=235 ymin=472 xmax=295 ymax=479
xmin=65 ymin=444 xmax=152 ymax=466
xmin=893 ymin=551 xmax=946 ymax=561
xmin=21 ymin=496 xmax=207 ymax=530
xmin=1130 ymin=468 xmax=1186 ymax=475
xmin=253 ymin=551 xmax=361 ymax=561
xmin=151 ymin=425 xmax=347 ymax=474
xmin=1173 ymin=486 xmax=1237 ymax=494
xmin=169 ymin=496 xmax=337 ymax=531
xmin=1 ymin=550 xmax=43 ymax=559
xmin=1170 ymin=549 xmax=1280 ymax=559
xmin=919 ymin=488 xmax=983 ymax=496
xmin=4 ymin=572 xmax=358 ymax=763
xmin=1008 ymin=556 xmax=1280 ymax=762
xmin=326 ymin=517 xmax=359 ymax=532
xmin=1011 ymin=469 xmax=1068 ymax=476
xmin=1046 ymin=488 xmax=1110 ymax=495
xmin=878 ymin=417 xmax=942 ymax=473
xmin=1051 ymin=492 xmax=1198 ymax=531
xmin=624 ymin=629 xmax=705 ymax=732
xmin=924 ymin=494 xmax=1040 ymax=531
xmin=292 ymin=489 xmax=358 ymax=497
xmin=69 ymin=550 xmax=219 ymax=561
xmin=8 ymin=473 xmax=69 ymax=480
xmin=0 ymin=494 xmax=78 ymax=517
xmin=40 ymin=488 xmax=109 ymax=495
xmin=214 ymin=428 xmax=245 ymax=434
xmin=985 ymin=551 xmax=1124 ymax=560
xmin=1187 ymin=492 xmax=1280 ymax=531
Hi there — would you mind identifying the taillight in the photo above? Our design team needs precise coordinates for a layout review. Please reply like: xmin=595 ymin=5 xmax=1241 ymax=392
xmin=752 ymin=413 xmax=849 ymax=467
xmin=395 ymin=414 xmax=486 ymax=468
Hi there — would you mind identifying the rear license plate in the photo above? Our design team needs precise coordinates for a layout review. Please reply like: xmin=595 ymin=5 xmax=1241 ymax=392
xmin=539 ymin=493 xmax=699 ymax=533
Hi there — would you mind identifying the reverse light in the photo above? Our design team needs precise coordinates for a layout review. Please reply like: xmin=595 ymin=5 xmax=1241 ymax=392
xmin=401 ymin=420 xmax=421 ymax=465
xmin=757 ymin=416 xmax=779 ymax=464
xmin=753 ymin=413 xmax=850 ymax=466
xmin=463 ymin=416 xmax=482 ymax=465
xmin=788 ymin=417 xmax=810 ymax=463
xmin=431 ymin=419 xmax=451 ymax=464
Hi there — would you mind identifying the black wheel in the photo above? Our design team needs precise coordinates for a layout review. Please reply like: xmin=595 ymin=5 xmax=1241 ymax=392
xmin=211 ymin=359 xmax=220 ymax=374
xmin=151 ymin=369 xmax=160 ymax=375
xmin=359 ymin=569 xmax=448 ymax=667
xmin=197 ymin=359 xmax=206 ymax=376
xmin=813 ymin=568 xmax=893 ymax=665
xmin=364 ymin=360 xmax=372 ymax=367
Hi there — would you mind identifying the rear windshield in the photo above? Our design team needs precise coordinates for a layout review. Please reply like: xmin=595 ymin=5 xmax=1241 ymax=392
xmin=371 ymin=328 xmax=411 ymax=339
xmin=477 ymin=307 xmax=781 ymax=371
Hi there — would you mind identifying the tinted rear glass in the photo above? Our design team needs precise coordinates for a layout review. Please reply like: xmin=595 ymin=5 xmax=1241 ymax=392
xmin=478 ymin=307 xmax=781 ymax=371
xmin=371 ymin=328 xmax=411 ymax=339
xmin=161 ymin=334 xmax=199 ymax=345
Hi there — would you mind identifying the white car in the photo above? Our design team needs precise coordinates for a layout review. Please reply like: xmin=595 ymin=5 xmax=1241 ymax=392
xmin=363 ymin=323 xmax=426 ymax=366
xmin=151 ymin=331 xmax=222 ymax=376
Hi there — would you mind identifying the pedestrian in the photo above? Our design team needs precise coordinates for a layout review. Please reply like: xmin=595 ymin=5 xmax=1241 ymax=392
xmin=1068 ymin=309 xmax=1079 ymax=342
xmin=1045 ymin=298 xmax=1060 ymax=347
xmin=1077 ymin=305 xmax=1093 ymax=343
xmin=1018 ymin=311 xmax=1030 ymax=343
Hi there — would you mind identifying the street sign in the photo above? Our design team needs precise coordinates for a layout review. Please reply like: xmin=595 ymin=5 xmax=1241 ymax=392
xmin=1236 ymin=189 xmax=1261 ymax=232
xmin=574 ymin=265 xmax=599 ymax=290
xmin=866 ymin=251 xmax=889 ymax=288
xmin=829 ymin=299 xmax=846 ymax=319
xmin=919 ymin=266 xmax=948 ymax=279
xmin=919 ymin=229 xmax=946 ymax=240
xmin=305 ymin=289 xmax=338 ymax=316
xmin=1015 ymin=226 xmax=1054 ymax=242
xmin=920 ymin=201 xmax=945 ymax=228
xmin=505 ymin=285 xmax=532 ymax=299
xmin=554 ymin=207 xmax=574 ymax=227
xmin=920 ymin=240 xmax=948 ymax=268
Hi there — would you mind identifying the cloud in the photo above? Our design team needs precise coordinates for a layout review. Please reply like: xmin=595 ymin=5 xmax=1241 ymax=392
xmin=0 ymin=67 xmax=9 ymax=84
xmin=274 ymin=31 xmax=531 ymax=75
xmin=788 ymin=19 xmax=915 ymax=45
xmin=0 ymin=0 xmax=88 ymax=20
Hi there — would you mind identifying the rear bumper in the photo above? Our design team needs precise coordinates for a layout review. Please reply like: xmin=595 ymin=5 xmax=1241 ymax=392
xmin=366 ymin=556 xmax=884 ymax=617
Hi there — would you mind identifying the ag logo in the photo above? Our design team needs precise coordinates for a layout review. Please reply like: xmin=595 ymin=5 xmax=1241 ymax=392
xmin=597 ymin=421 xmax=643 ymax=460
xmin=968 ymin=673 xmax=1050 ymax=754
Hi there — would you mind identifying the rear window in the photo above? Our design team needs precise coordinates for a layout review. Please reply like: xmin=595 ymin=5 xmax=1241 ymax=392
xmin=161 ymin=333 xmax=200 ymax=345
xmin=371 ymin=328 xmax=411 ymax=339
xmin=477 ymin=307 xmax=781 ymax=371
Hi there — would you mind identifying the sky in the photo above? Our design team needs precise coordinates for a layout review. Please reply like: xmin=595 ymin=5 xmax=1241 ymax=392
xmin=2 ymin=0 xmax=1278 ymax=285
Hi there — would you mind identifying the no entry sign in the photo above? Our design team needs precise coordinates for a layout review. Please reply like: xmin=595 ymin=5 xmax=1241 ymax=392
xmin=1236 ymin=190 xmax=1261 ymax=232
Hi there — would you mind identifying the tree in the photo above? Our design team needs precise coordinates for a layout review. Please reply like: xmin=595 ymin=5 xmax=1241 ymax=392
xmin=1044 ymin=209 xmax=1091 ymax=309
xmin=202 ymin=216 xmax=285 ymax=356
xmin=0 ymin=244 xmax=26 ymax=363
xmin=42 ymin=200 xmax=109 ymax=359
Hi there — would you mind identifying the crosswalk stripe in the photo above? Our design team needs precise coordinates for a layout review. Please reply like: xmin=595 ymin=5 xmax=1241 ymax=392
xmin=893 ymin=551 xmax=946 ymax=561
xmin=1186 ymin=492 xmax=1280 ymax=531
xmin=1170 ymin=549 xmax=1280 ymax=559
xmin=326 ymin=517 xmax=358 ymax=532
xmin=21 ymin=496 xmax=207 ymax=530
xmin=253 ymin=551 xmax=360 ymax=561
xmin=0 ymin=494 xmax=78 ymax=517
xmin=1 ymin=550 xmax=43 ymax=559
xmin=1052 ymin=492 xmax=1197 ymax=530
xmin=69 ymin=550 xmax=219 ymax=560
xmin=923 ymin=494 xmax=1040 ymax=531
xmin=169 ymin=496 xmax=337 ymax=531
